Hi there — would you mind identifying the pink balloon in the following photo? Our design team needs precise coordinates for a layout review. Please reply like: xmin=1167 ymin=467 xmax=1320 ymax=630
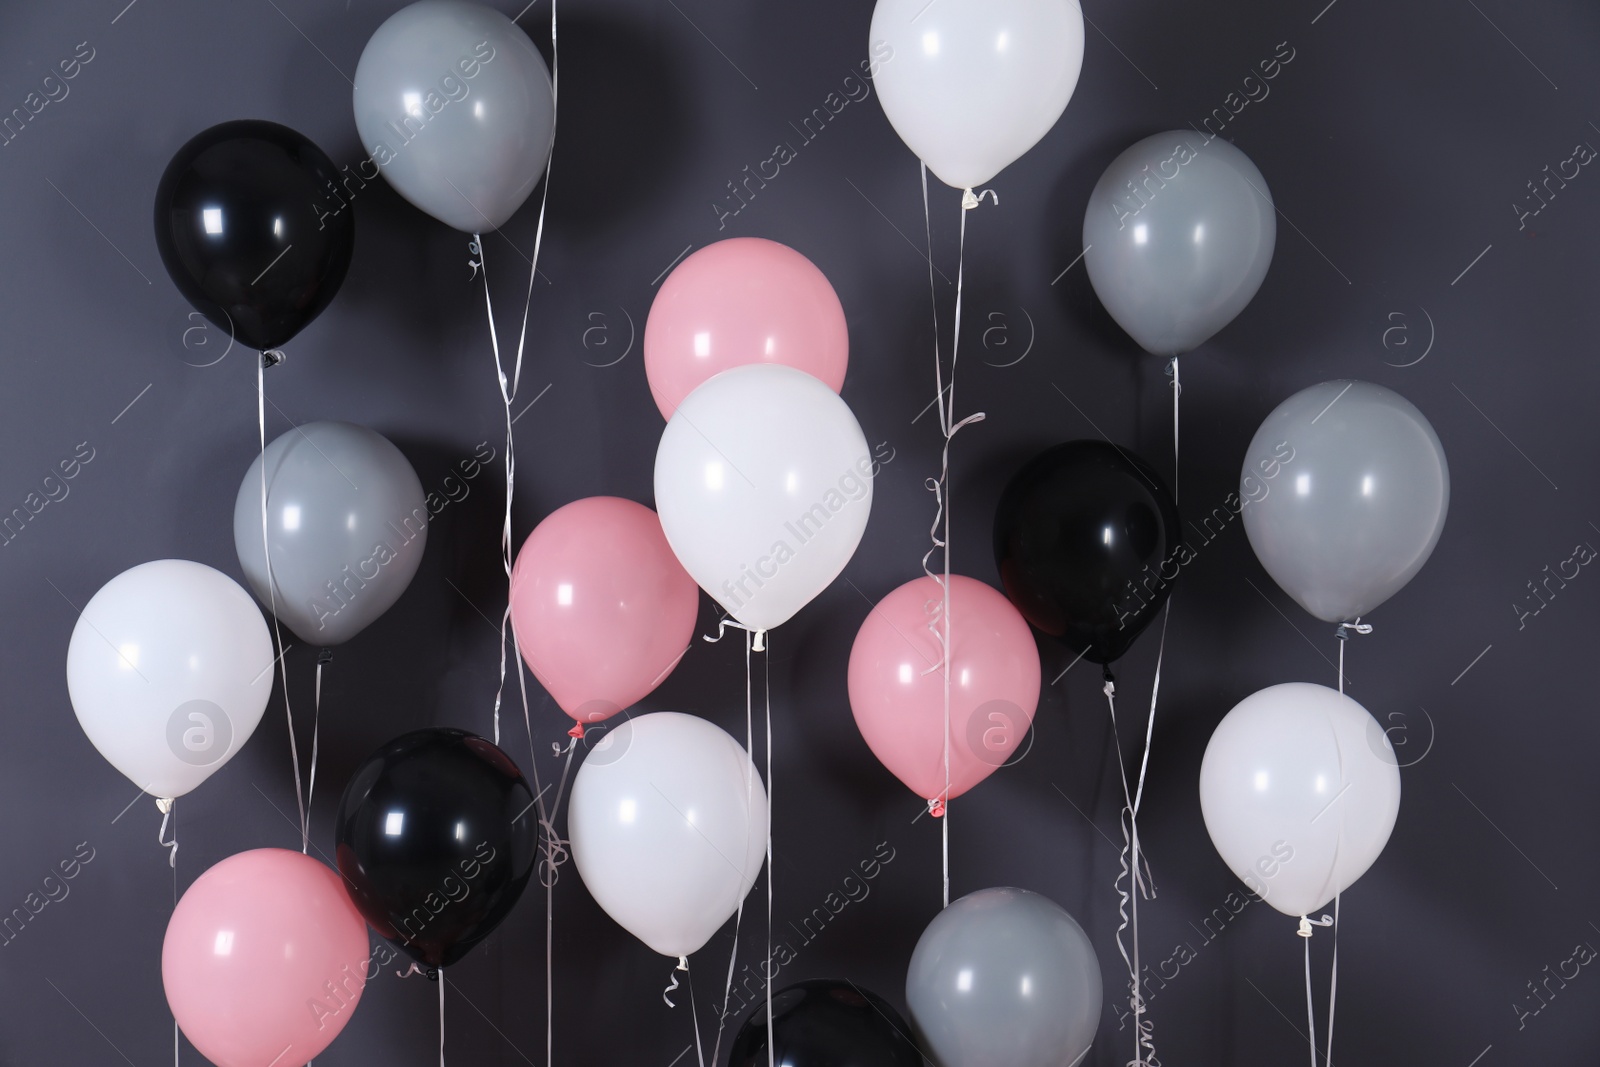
xmin=849 ymin=575 xmax=1041 ymax=805
xmin=510 ymin=497 xmax=700 ymax=735
xmin=163 ymin=849 xmax=370 ymax=1067
xmin=643 ymin=237 xmax=849 ymax=419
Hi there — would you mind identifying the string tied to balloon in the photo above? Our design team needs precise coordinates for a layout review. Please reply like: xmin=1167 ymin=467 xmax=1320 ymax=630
xmin=1334 ymin=618 xmax=1371 ymax=695
xmin=155 ymin=797 xmax=178 ymax=868
xmin=256 ymin=351 xmax=306 ymax=853
xmin=702 ymin=616 xmax=768 ymax=653
xmin=1102 ymin=666 xmax=1162 ymax=1067
xmin=1297 ymin=914 xmax=1333 ymax=939
xmin=664 ymin=955 xmax=690 ymax=1008
xmin=395 ymin=961 xmax=440 ymax=980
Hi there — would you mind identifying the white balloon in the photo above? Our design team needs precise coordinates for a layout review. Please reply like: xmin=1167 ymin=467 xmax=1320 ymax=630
xmin=568 ymin=712 xmax=768 ymax=958
xmin=66 ymin=560 xmax=274 ymax=800
xmin=1199 ymin=683 xmax=1401 ymax=918
xmin=654 ymin=364 xmax=873 ymax=632
xmin=869 ymin=0 xmax=1086 ymax=190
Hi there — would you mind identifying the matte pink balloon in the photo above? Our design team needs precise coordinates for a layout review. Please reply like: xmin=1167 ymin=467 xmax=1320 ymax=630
xmin=643 ymin=237 xmax=849 ymax=419
xmin=849 ymin=575 xmax=1041 ymax=805
xmin=510 ymin=497 xmax=700 ymax=735
xmin=163 ymin=849 xmax=370 ymax=1067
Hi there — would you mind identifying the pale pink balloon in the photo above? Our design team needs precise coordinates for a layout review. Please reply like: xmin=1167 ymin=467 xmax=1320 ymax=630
xmin=849 ymin=575 xmax=1041 ymax=805
xmin=163 ymin=849 xmax=370 ymax=1067
xmin=510 ymin=497 xmax=700 ymax=735
xmin=643 ymin=237 xmax=849 ymax=419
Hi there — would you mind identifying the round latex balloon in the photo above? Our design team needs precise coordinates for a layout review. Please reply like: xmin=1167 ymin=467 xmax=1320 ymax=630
xmin=644 ymin=238 xmax=849 ymax=420
xmin=869 ymin=0 xmax=1085 ymax=190
xmin=234 ymin=421 xmax=428 ymax=647
xmin=1200 ymin=682 xmax=1401 ymax=917
xmin=66 ymin=560 xmax=273 ymax=800
xmin=163 ymin=849 xmax=370 ymax=1067
xmin=568 ymin=712 xmax=767 ymax=959
xmin=1083 ymin=132 xmax=1276 ymax=356
xmin=335 ymin=728 xmax=538 ymax=968
xmin=907 ymin=887 xmax=1102 ymax=1067
xmin=154 ymin=120 xmax=354 ymax=352
xmin=1240 ymin=381 xmax=1449 ymax=623
xmin=729 ymin=980 xmax=924 ymax=1067
xmin=993 ymin=440 xmax=1180 ymax=664
xmin=510 ymin=497 xmax=700 ymax=734
xmin=849 ymin=575 xmax=1040 ymax=805
xmin=353 ymin=0 xmax=555 ymax=232
xmin=654 ymin=364 xmax=873 ymax=632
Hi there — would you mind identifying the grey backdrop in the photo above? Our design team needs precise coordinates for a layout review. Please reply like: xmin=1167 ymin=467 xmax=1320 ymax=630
xmin=2 ymin=0 xmax=1597 ymax=1064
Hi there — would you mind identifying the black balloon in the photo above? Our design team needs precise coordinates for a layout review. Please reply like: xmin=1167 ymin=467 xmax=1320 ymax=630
xmin=335 ymin=728 xmax=537 ymax=969
xmin=728 ymin=980 xmax=924 ymax=1067
xmin=993 ymin=440 xmax=1181 ymax=665
xmin=154 ymin=120 xmax=354 ymax=353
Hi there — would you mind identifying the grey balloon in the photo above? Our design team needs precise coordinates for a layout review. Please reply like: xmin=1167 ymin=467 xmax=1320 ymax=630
xmin=906 ymin=887 xmax=1102 ymax=1067
xmin=234 ymin=421 xmax=428 ymax=647
xmin=1083 ymin=131 xmax=1276 ymax=356
xmin=1241 ymin=380 xmax=1449 ymax=623
xmin=353 ymin=0 xmax=555 ymax=233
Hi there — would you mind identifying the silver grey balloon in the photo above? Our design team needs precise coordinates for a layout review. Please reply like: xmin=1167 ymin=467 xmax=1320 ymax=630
xmin=353 ymin=0 xmax=554 ymax=233
xmin=906 ymin=887 xmax=1102 ymax=1067
xmin=1241 ymin=380 xmax=1449 ymax=623
xmin=234 ymin=421 xmax=428 ymax=646
xmin=1083 ymin=131 xmax=1276 ymax=356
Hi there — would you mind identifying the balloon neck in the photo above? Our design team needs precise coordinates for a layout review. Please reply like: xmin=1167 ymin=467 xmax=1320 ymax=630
xmin=751 ymin=629 xmax=767 ymax=653
xmin=260 ymin=349 xmax=285 ymax=369
xmin=1335 ymin=619 xmax=1373 ymax=640
xmin=675 ymin=955 xmax=689 ymax=972
xmin=567 ymin=722 xmax=585 ymax=740
xmin=1298 ymin=914 xmax=1333 ymax=938
xmin=154 ymin=796 xmax=174 ymax=815
xmin=928 ymin=798 xmax=946 ymax=819
xmin=317 ymin=647 xmax=334 ymax=666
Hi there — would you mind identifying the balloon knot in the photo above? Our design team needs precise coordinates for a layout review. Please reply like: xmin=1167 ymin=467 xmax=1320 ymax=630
xmin=1297 ymin=914 xmax=1333 ymax=938
xmin=567 ymin=722 xmax=585 ymax=740
xmin=1335 ymin=619 xmax=1374 ymax=640
xmin=260 ymin=349 xmax=285 ymax=369
xmin=155 ymin=796 xmax=174 ymax=815
xmin=961 ymin=187 xmax=999 ymax=210
xmin=317 ymin=647 xmax=334 ymax=666
xmin=752 ymin=629 xmax=767 ymax=653
xmin=929 ymin=798 xmax=946 ymax=819
xmin=676 ymin=955 xmax=689 ymax=971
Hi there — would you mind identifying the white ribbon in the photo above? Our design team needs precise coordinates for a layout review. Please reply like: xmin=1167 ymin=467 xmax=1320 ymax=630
xmin=257 ymin=353 xmax=306 ymax=852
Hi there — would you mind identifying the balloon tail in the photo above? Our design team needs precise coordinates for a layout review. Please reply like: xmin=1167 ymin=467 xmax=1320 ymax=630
xmin=257 ymin=353 xmax=305 ymax=851
xmin=1298 ymin=912 xmax=1335 ymax=1067
xmin=438 ymin=967 xmax=445 ymax=1067
xmin=156 ymin=797 xmax=177 ymax=869
xmin=664 ymin=955 xmax=688 ymax=1008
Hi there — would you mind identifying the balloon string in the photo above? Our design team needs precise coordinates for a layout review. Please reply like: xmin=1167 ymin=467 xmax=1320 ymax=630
xmin=258 ymin=354 xmax=306 ymax=851
xmin=155 ymin=797 xmax=178 ymax=868
xmin=1334 ymin=619 xmax=1370 ymax=694
xmin=484 ymin=0 xmax=558 ymax=748
xmin=512 ymin=634 xmax=575 ymax=1067
xmin=915 ymin=169 xmax=991 ymax=909
xmin=763 ymin=632 xmax=774 ymax=1067
xmin=438 ymin=968 xmax=446 ymax=1067
xmin=306 ymin=649 xmax=330 ymax=854
xmin=689 ymin=961 xmax=707 ymax=1067
xmin=1167 ymin=357 xmax=1181 ymax=503
xmin=711 ymin=629 xmax=756 ymax=1067
xmin=1101 ymin=675 xmax=1158 ymax=1067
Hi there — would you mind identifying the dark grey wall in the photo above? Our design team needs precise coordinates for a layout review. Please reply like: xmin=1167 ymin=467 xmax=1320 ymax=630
xmin=2 ymin=0 xmax=1597 ymax=1064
